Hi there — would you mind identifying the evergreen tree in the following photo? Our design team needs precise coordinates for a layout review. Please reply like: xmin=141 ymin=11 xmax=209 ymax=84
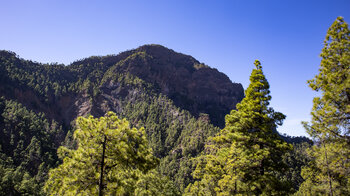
xmin=185 ymin=60 xmax=292 ymax=195
xmin=44 ymin=112 xmax=158 ymax=195
xmin=297 ymin=17 xmax=350 ymax=196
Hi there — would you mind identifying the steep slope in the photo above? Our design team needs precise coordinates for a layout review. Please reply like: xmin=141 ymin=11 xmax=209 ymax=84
xmin=107 ymin=45 xmax=244 ymax=127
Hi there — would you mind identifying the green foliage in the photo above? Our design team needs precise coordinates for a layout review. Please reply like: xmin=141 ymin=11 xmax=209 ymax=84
xmin=0 ymin=50 xmax=121 ymax=101
xmin=135 ymin=170 xmax=180 ymax=196
xmin=0 ymin=44 xmax=322 ymax=195
xmin=278 ymin=142 xmax=312 ymax=192
xmin=44 ymin=112 xmax=158 ymax=195
xmin=186 ymin=60 xmax=292 ymax=195
xmin=0 ymin=47 xmax=222 ymax=194
xmin=306 ymin=16 xmax=350 ymax=139
xmin=297 ymin=141 xmax=350 ymax=195
xmin=297 ymin=17 xmax=350 ymax=196
xmin=120 ymin=91 xmax=219 ymax=192
xmin=0 ymin=98 xmax=62 ymax=170
xmin=0 ymin=52 xmax=74 ymax=99
xmin=0 ymin=164 xmax=42 ymax=196
xmin=0 ymin=97 xmax=63 ymax=195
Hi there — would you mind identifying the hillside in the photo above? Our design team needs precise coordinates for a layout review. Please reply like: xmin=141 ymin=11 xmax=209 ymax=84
xmin=0 ymin=45 xmax=245 ymax=194
xmin=0 ymin=45 xmax=244 ymax=128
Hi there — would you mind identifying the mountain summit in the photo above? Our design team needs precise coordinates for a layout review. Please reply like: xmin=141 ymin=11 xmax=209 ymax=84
xmin=97 ymin=44 xmax=244 ymax=127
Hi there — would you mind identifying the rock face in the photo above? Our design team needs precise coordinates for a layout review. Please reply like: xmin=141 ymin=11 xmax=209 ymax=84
xmin=111 ymin=45 xmax=244 ymax=127
xmin=0 ymin=45 xmax=244 ymax=128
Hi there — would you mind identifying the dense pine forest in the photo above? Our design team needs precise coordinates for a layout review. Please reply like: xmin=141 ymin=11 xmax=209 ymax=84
xmin=0 ymin=17 xmax=348 ymax=195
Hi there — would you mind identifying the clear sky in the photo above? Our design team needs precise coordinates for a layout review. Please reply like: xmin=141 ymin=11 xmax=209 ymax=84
xmin=1 ymin=0 xmax=349 ymax=136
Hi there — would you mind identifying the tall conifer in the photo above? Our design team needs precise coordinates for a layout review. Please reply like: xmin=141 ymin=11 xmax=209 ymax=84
xmin=185 ymin=60 xmax=291 ymax=195
xmin=297 ymin=17 xmax=350 ymax=196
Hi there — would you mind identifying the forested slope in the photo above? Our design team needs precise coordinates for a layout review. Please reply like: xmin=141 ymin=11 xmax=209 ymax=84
xmin=0 ymin=45 xmax=243 ymax=194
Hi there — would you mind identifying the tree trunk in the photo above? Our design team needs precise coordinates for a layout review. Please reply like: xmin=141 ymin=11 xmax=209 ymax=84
xmin=99 ymin=135 xmax=107 ymax=196
xmin=323 ymin=141 xmax=333 ymax=196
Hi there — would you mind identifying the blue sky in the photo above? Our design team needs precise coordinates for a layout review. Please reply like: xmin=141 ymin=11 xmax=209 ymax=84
xmin=1 ymin=0 xmax=349 ymax=136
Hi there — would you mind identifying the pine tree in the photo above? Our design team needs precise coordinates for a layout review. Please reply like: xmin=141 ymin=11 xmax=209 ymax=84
xmin=44 ymin=112 xmax=158 ymax=195
xmin=297 ymin=17 xmax=350 ymax=196
xmin=185 ymin=60 xmax=292 ymax=195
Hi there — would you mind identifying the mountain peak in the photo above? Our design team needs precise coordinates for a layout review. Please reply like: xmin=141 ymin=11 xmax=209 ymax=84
xmin=99 ymin=45 xmax=244 ymax=127
xmin=0 ymin=46 xmax=244 ymax=127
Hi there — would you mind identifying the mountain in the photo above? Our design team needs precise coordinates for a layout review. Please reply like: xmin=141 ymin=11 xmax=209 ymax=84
xmin=0 ymin=45 xmax=244 ymax=128
xmin=0 ymin=45 xmax=244 ymax=194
